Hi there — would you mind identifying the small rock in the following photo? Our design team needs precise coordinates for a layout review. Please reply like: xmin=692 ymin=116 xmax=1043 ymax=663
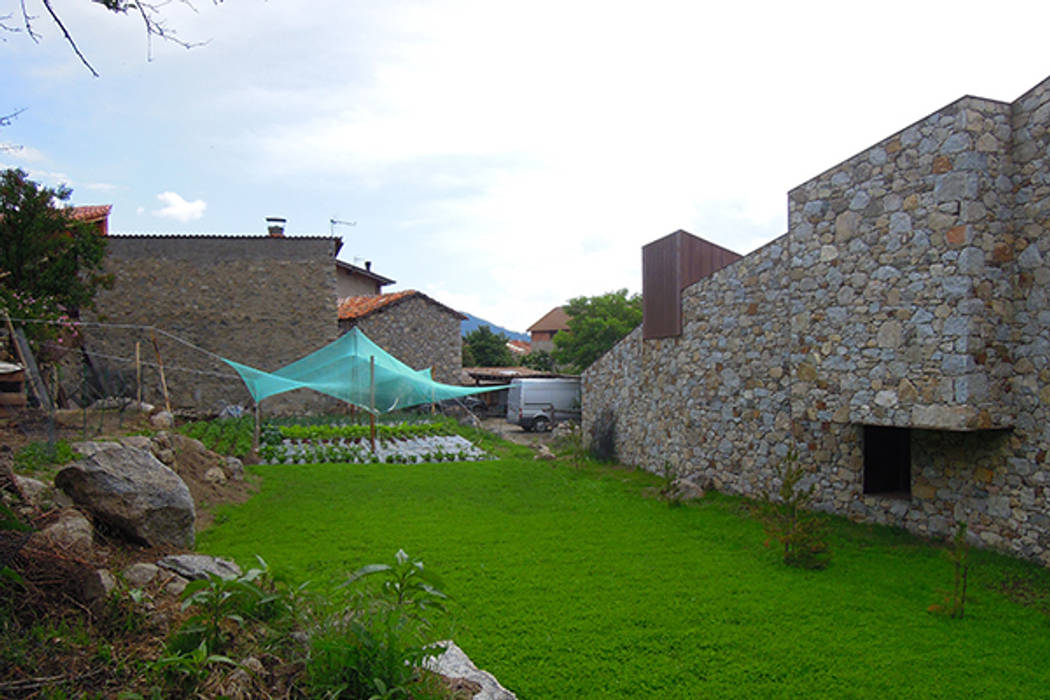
xmin=14 ymin=475 xmax=49 ymax=503
xmin=150 ymin=411 xmax=175 ymax=429
xmin=154 ymin=449 xmax=176 ymax=466
xmin=80 ymin=568 xmax=116 ymax=606
xmin=123 ymin=562 xmax=160 ymax=587
xmin=534 ymin=445 xmax=555 ymax=461
xmin=151 ymin=431 xmax=172 ymax=450
xmin=204 ymin=466 xmax=227 ymax=484
xmin=29 ymin=508 xmax=95 ymax=558
xmin=157 ymin=554 xmax=242 ymax=581
xmin=71 ymin=441 xmax=122 ymax=458
xmin=224 ymin=456 xmax=245 ymax=481
xmin=666 ymin=477 xmax=706 ymax=502
xmin=164 ymin=575 xmax=189 ymax=597
xmin=119 ymin=435 xmax=152 ymax=451
xmin=425 ymin=641 xmax=516 ymax=700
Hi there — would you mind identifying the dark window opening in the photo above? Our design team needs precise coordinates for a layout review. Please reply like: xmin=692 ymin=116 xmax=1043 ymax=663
xmin=863 ymin=426 xmax=911 ymax=497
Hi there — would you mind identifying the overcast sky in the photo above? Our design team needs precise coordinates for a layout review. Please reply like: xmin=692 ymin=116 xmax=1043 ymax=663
xmin=3 ymin=0 xmax=1049 ymax=333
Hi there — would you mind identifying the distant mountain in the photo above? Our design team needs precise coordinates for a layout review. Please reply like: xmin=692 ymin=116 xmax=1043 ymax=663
xmin=460 ymin=313 xmax=530 ymax=342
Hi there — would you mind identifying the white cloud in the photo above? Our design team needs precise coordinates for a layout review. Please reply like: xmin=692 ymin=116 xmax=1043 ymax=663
xmin=153 ymin=192 xmax=206 ymax=222
xmin=85 ymin=182 xmax=118 ymax=192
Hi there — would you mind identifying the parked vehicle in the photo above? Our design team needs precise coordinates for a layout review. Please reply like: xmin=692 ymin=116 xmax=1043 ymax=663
xmin=505 ymin=377 xmax=581 ymax=432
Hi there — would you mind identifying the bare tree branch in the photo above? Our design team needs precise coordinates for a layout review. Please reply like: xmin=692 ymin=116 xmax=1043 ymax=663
xmin=40 ymin=0 xmax=99 ymax=76
xmin=13 ymin=0 xmax=222 ymax=76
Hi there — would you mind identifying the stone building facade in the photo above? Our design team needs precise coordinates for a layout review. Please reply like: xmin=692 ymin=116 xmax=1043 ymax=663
xmin=584 ymin=76 xmax=1050 ymax=565
xmin=338 ymin=291 xmax=466 ymax=385
xmin=85 ymin=235 xmax=341 ymax=413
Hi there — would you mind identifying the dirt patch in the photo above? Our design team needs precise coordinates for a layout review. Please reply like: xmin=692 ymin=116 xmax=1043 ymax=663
xmin=169 ymin=433 xmax=258 ymax=531
xmin=481 ymin=416 xmax=557 ymax=447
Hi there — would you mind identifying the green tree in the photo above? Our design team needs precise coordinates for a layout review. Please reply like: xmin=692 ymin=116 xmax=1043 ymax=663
xmin=463 ymin=325 xmax=514 ymax=367
xmin=553 ymin=289 xmax=642 ymax=372
xmin=521 ymin=350 xmax=555 ymax=372
xmin=0 ymin=168 xmax=110 ymax=352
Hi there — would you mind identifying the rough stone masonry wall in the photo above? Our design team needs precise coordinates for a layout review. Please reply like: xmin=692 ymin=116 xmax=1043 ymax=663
xmin=584 ymin=76 xmax=1050 ymax=565
xmin=85 ymin=237 xmax=339 ymax=414
xmin=340 ymin=296 xmax=463 ymax=386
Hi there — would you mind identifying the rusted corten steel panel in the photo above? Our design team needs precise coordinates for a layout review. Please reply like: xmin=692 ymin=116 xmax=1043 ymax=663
xmin=642 ymin=230 xmax=741 ymax=339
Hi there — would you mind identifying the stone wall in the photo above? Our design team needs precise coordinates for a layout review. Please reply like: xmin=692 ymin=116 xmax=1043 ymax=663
xmin=584 ymin=75 xmax=1050 ymax=565
xmin=339 ymin=295 xmax=464 ymax=385
xmin=84 ymin=236 xmax=340 ymax=414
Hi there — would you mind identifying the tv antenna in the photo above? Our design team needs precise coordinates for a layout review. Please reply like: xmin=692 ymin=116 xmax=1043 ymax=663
xmin=330 ymin=218 xmax=356 ymax=236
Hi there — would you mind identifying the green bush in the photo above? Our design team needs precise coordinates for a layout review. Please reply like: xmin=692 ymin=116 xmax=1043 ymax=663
xmin=307 ymin=550 xmax=450 ymax=699
xmin=753 ymin=451 xmax=830 ymax=569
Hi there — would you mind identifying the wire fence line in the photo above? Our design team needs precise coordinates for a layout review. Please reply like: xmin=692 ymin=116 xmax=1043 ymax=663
xmin=3 ymin=317 xmax=258 ymax=415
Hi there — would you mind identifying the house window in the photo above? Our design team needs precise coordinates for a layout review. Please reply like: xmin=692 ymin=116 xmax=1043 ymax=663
xmin=863 ymin=426 xmax=911 ymax=497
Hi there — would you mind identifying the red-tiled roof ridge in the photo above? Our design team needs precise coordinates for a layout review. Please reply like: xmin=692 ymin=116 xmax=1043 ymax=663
xmin=338 ymin=290 xmax=467 ymax=321
xmin=527 ymin=306 xmax=569 ymax=333
xmin=69 ymin=205 xmax=112 ymax=222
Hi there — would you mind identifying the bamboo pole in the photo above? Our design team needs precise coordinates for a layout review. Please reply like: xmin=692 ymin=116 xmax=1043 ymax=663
xmin=135 ymin=341 xmax=142 ymax=404
xmin=369 ymin=355 xmax=376 ymax=452
xmin=149 ymin=330 xmax=173 ymax=415
xmin=254 ymin=401 xmax=261 ymax=452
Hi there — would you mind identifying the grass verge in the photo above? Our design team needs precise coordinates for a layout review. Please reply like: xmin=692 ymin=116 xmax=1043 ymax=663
xmin=198 ymin=456 xmax=1050 ymax=699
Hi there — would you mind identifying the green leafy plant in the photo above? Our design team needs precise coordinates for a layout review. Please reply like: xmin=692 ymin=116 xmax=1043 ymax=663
xmin=307 ymin=550 xmax=450 ymax=700
xmin=929 ymin=522 xmax=971 ymax=619
xmin=170 ymin=556 xmax=286 ymax=654
xmin=146 ymin=640 xmax=237 ymax=696
xmin=753 ymin=451 xmax=830 ymax=569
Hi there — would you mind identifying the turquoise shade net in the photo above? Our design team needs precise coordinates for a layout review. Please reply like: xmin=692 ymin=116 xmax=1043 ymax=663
xmin=222 ymin=327 xmax=499 ymax=413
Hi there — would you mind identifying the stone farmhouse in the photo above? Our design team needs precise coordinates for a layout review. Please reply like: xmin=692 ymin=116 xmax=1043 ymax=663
xmin=584 ymin=75 xmax=1050 ymax=565
xmin=337 ymin=290 xmax=466 ymax=385
xmin=78 ymin=219 xmax=463 ymax=412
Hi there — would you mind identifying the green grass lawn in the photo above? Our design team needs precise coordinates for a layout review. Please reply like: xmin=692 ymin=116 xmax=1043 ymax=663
xmin=198 ymin=448 xmax=1050 ymax=699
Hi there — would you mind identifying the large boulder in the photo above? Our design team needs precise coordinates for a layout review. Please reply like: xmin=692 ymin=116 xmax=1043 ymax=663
xmin=55 ymin=446 xmax=195 ymax=548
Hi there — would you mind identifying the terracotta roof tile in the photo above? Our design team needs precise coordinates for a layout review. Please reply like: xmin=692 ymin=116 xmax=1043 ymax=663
xmin=337 ymin=290 xmax=467 ymax=322
xmin=69 ymin=205 xmax=112 ymax=222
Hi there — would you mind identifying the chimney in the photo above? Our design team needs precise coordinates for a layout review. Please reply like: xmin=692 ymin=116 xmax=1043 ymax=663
xmin=642 ymin=230 xmax=742 ymax=339
xmin=266 ymin=217 xmax=286 ymax=237
xmin=365 ymin=261 xmax=372 ymax=271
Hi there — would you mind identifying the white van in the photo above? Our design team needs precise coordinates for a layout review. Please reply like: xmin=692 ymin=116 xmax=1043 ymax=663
xmin=505 ymin=377 xmax=581 ymax=432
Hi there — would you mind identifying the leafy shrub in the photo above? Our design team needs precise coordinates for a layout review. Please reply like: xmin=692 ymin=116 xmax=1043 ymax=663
xmin=307 ymin=550 xmax=450 ymax=699
xmin=929 ymin=522 xmax=971 ymax=618
xmin=169 ymin=557 xmax=287 ymax=655
xmin=753 ymin=451 xmax=830 ymax=569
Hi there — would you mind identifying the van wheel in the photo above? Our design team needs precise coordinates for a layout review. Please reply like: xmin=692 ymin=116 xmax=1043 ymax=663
xmin=533 ymin=416 xmax=551 ymax=433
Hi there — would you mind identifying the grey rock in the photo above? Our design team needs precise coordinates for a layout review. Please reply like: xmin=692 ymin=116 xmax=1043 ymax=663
xmin=55 ymin=447 xmax=195 ymax=548
xmin=150 ymin=411 xmax=175 ymax=429
xmin=71 ymin=441 xmax=122 ymax=458
xmin=425 ymin=641 xmax=516 ymax=700
xmin=119 ymin=435 xmax=153 ymax=451
xmin=124 ymin=562 xmax=160 ymax=587
xmin=225 ymin=456 xmax=245 ymax=481
xmin=29 ymin=508 xmax=94 ymax=558
xmin=204 ymin=466 xmax=227 ymax=484
xmin=80 ymin=568 xmax=116 ymax=606
xmin=14 ymin=475 xmax=49 ymax=503
xmin=157 ymin=554 xmax=242 ymax=581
